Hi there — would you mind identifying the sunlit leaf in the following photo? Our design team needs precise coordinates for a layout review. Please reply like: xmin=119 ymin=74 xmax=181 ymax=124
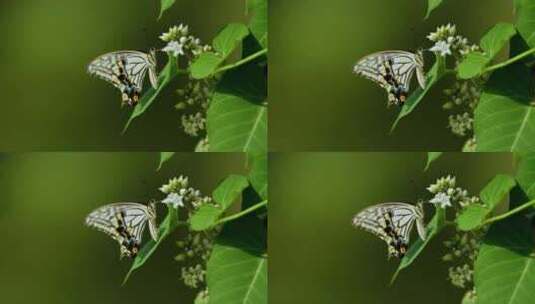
xmin=212 ymin=174 xmax=250 ymax=208
xmin=189 ymin=175 xmax=249 ymax=231
xmin=190 ymin=23 xmax=249 ymax=80
xmin=190 ymin=205 xmax=223 ymax=231
xmin=207 ymin=63 xmax=267 ymax=152
xmin=213 ymin=23 xmax=250 ymax=57
xmin=247 ymin=0 xmax=267 ymax=48
xmin=457 ymin=23 xmax=516 ymax=79
xmin=158 ymin=0 xmax=176 ymax=19
xmin=474 ymin=217 xmax=535 ymax=304
xmin=425 ymin=0 xmax=444 ymax=19
xmin=248 ymin=153 xmax=267 ymax=200
xmin=516 ymin=152 xmax=535 ymax=200
xmin=157 ymin=152 xmax=175 ymax=171
xmin=207 ymin=216 xmax=267 ymax=304
xmin=515 ymin=0 xmax=535 ymax=48
xmin=424 ymin=152 xmax=443 ymax=171
xmin=456 ymin=174 xmax=516 ymax=231
xmin=474 ymin=63 xmax=535 ymax=151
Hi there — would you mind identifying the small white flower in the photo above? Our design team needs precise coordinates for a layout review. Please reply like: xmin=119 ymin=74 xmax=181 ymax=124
xmin=162 ymin=41 xmax=185 ymax=57
xmin=162 ymin=192 xmax=185 ymax=208
xmin=429 ymin=192 xmax=452 ymax=208
xmin=430 ymin=41 xmax=452 ymax=57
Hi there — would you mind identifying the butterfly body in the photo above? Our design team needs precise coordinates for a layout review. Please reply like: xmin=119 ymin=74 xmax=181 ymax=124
xmin=88 ymin=50 xmax=158 ymax=106
xmin=352 ymin=202 xmax=426 ymax=258
xmin=353 ymin=51 xmax=426 ymax=106
xmin=85 ymin=202 xmax=159 ymax=258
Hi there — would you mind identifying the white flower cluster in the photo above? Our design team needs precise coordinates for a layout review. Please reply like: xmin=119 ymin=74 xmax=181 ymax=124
xmin=158 ymin=175 xmax=219 ymax=299
xmin=160 ymin=23 xmax=212 ymax=58
xmin=442 ymin=69 xmax=485 ymax=150
xmin=427 ymin=175 xmax=480 ymax=210
xmin=427 ymin=23 xmax=480 ymax=58
xmin=159 ymin=175 xmax=212 ymax=211
xmin=175 ymin=78 xmax=217 ymax=147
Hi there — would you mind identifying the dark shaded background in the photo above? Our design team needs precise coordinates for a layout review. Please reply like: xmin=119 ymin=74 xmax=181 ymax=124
xmin=0 ymin=152 xmax=245 ymax=303
xmin=270 ymin=0 xmax=513 ymax=151
xmin=0 ymin=0 xmax=245 ymax=151
xmin=269 ymin=152 xmax=513 ymax=303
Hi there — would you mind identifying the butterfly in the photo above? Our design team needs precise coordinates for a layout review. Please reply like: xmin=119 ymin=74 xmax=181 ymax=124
xmin=352 ymin=202 xmax=426 ymax=258
xmin=87 ymin=50 xmax=159 ymax=106
xmin=85 ymin=202 xmax=159 ymax=258
xmin=353 ymin=51 xmax=426 ymax=106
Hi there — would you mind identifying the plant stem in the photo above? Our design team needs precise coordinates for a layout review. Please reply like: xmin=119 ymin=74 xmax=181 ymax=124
xmin=482 ymin=200 xmax=535 ymax=226
xmin=216 ymin=200 xmax=268 ymax=225
xmin=215 ymin=48 xmax=268 ymax=74
xmin=484 ymin=48 xmax=535 ymax=73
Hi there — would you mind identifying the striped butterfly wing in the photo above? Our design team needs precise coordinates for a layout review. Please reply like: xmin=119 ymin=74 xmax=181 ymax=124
xmin=353 ymin=51 xmax=426 ymax=105
xmin=352 ymin=202 xmax=426 ymax=258
xmin=85 ymin=202 xmax=158 ymax=258
xmin=87 ymin=50 xmax=158 ymax=106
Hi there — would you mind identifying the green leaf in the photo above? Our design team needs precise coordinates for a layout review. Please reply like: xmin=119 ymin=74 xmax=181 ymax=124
xmin=425 ymin=0 xmax=444 ymax=19
xmin=474 ymin=63 xmax=535 ymax=151
xmin=189 ymin=175 xmax=249 ymax=231
xmin=158 ymin=0 xmax=176 ymax=19
xmin=456 ymin=174 xmax=516 ymax=231
xmin=391 ymin=207 xmax=446 ymax=283
xmin=391 ymin=54 xmax=446 ymax=131
xmin=207 ymin=63 xmax=267 ymax=152
xmin=157 ymin=152 xmax=175 ymax=171
xmin=213 ymin=23 xmax=250 ymax=57
xmin=457 ymin=23 xmax=516 ymax=79
xmin=247 ymin=0 xmax=267 ymax=48
xmin=516 ymin=153 xmax=535 ymax=199
xmin=190 ymin=52 xmax=224 ymax=79
xmin=189 ymin=23 xmax=249 ymax=80
xmin=424 ymin=152 xmax=443 ymax=171
xmin=213 ymin=174 xmax=250 ymax=208
xmin=456 ymin=205 xmax=490 ymax=231
xmin=189 ymin=205 xmax=224 ymax=231
xmin=248 ymin=153 xmax=267 ymax=200
xmin=123 ymin=205 xmax=179 ymax=284
xmin=457 ymin=52 xmax=492 ymax=79
xmin=474 ymin=217 xmax=535 ymax=304
xmin=207 ymin=98 xmax=266 ymax=152
xmin=480 ymin=174 xmax=516 ymax=208
xmin=515 ymin=0 xmax=535 ymax=48
xmin=207 ymin=216 xmax=267 ymax=304
xmin=480 ymin=23 xmax=517 ymax=58
xmin=124 ymin=55 xmax=179 ymax=132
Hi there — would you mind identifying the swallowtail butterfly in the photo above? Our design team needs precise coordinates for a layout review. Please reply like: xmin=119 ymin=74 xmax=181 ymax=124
xmin=87 ymin=50 xmax=158 ymax=106
xmin=353 ymin=51 xmax=426 ymax=106
xmin=85 ymin=202 xmax=159 ymax=258
xmin=352 ymin=202 xmax=426 ymax=258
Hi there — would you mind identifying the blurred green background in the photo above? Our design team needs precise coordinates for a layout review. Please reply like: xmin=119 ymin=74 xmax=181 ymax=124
xmin=269 ymin=152 xmax=514 ymax=303
xmin=0 ymin=152 xmax=245 ymax=303
xmin=270 ymin=0 xmax=513 ymax=151
xmin=0 ymin=0 xmax=246 ymax=151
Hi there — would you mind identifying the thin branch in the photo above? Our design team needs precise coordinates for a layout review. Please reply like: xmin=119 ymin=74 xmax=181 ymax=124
xmin=216 ymin=200 xmax=268 ymax=225
xmin=484 ymin=48 xmax=535 ymax=73
xmin=481 ymin=200 xmax=535 ymax=226
xmin=214 ymin=48 xmax=268 ymax=74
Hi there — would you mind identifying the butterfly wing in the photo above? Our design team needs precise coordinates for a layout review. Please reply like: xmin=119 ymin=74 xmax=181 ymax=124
xmin=354 ymin=51 xmax=426 ymax=105
xmin=87 ymin=50 xmax=158 ymax=105
xmin=85 ymin=202 xmax=156 ymax=257
xmin=352 ymin=202 xmax=426 ymax=257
